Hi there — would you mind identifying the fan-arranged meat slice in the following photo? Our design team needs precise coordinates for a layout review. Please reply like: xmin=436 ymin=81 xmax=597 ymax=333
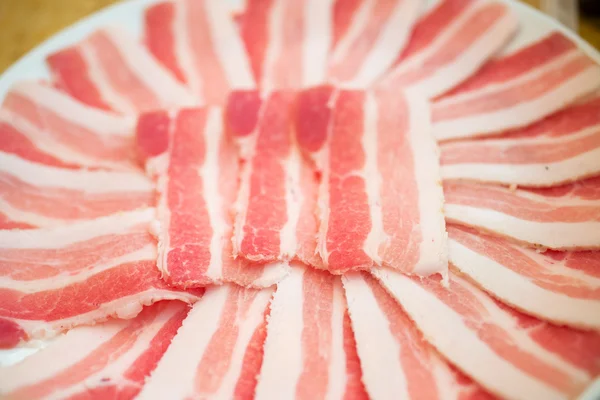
xmin=441 ymin=96 xmax=600 ymax=187
xmin=433 ymin=32 xmax=600 ymax=141
xmin=144 ymin=0 xmax=254 ymax=104
xmin=444 ymin=178 xmax=600 ymax=250
xmin=136 ymin=107 xmax=289 ymax=288
xmin=374 ymin=269 xmax=600 ymax=400
xmin=1 ymin=81 xmax=137 ymax=170
xmin=328 ymin=0 xmax=422 ymax=86
xmin=0 ymin=152 xmax=153 ymax=228
xmin=343 ymin=272 xmax=493 ymax=400
xmin=379 ymin=0 xmax=518 ymax=98
xmin=0 ymin=210 xmax=202 ymax=348
xmin=448 ymin=224 xmax=600 ymax=330
xmin=319 ymin=88 xmax=447 ymax=275
xmin=47 ymin=28 xmax=196 ymax=114
xmin=255 ymin=264 xmax=368 ymax=400
xmin=137 ymin=285 xmax=272 ymax=400
xmin=0 ymin=301 xmax=187 ymax=399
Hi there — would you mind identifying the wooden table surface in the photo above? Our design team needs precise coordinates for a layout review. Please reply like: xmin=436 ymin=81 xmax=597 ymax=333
xmin=0 ymin=0 xmax=599 ymax=73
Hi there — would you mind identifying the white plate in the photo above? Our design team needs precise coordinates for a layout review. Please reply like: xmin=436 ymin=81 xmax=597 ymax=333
xmin=0 ymin=0 xmax=599 ymax=398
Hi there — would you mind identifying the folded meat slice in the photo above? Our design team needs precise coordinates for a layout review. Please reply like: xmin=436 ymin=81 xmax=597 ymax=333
xmin=0 ymin=210 xmax=202 ymax=348
xmin=444 ymin=178 xmax=600 ymax=250
xmin=374 ymin=269 xmax=600 ymax=400
xmin=433 ymin=32 xmax=600 ymax=141
xmin=255 ymin=264 xmax=368 ymax=400
xmin=379 ymin=0 xmax=518 ymax=98
xmin=47 ymin=28 xmax=196 ymax=114
xmin=441 ymin=96 xmax=600 ymax=187
xmin=448 ymin=224 xmax=600 ymax=330
xmin=144 ymin=0 xmax=254 ymax=104
xmin=0 ymin=302 xmax=187 ymax=399
xmin=137 ymin=285 xmax=272 ymax=400
xmin=343 ymin=272 xmax=493 ymax=400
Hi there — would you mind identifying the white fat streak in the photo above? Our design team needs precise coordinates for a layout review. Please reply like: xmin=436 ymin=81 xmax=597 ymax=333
xmin=247 ymin=261 xmax=291 ymax=289
xmin=261 ymin=0 xmax=285 ymax=93
xmin=429 ymin=352 xmax=465 ymax=398
xmin=445 ymin=205 xmax=600 ymax=250
xmin=0 ymin=199 xmax=76 ymax=228
xmin=174 ymin=0 xmax=203 ymax=101
xmin=255 ymin=266 xmax=305 ymax=400
xmin=279 ymin=146 xmax=302 ymax=260
xmin=302 ymin=0 xmax=333 ymax=87
xmin=342 ymin=273 xmax=409 ymax=400
xmin=325 ymin=278 xmax=347 ymax=400
xmin=449 ymin=239 xmax=600 ymax=330
xmin=373 ymin=269 xmax=565 ymax=400
xmin=329 ymin=0 xmax=373 ymax=66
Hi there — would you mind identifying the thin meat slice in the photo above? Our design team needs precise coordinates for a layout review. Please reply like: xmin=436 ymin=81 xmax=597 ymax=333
xmin=0 ymin=152 xmax=154 ymax=228
xmin=0 ymin=302 xmax=188 ymax=399
xmin=0 ymin=210 xmax=202 ymax=348
xmin=378 ymin=0 xmax=518 ymax=98
xmin=433 ymin=32 xmax=600 ymax=141
xmin=137 ymin=285 xmax=272 ymax=400
xmin=328 ymin=0 xmax=422 ymax=86
xmin=255 ymin=264 xmax=368 ymax=400
xmin=47 ymin=27 xmax=196 ymax=114
xmin=441 ymin=96 xmax=600 ymax=186
xmin=343 ymin=272 xmax=493 ymax=400
xmin=1 ymin=81 xmax=137 ymax=171
xmin=448 ymin=224 xmax=600 ymax=330
xmin=320 ymin=88 xmax=447 ymax=275
xmin=444 ymin=178 xmax=600 ymax=250
xmin=144 ymin=0 xmax=254 ymax=104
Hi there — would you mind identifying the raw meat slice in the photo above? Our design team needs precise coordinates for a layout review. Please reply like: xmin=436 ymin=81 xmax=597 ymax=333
xmin=144 ymin=0 xmax=254 ymax=104
xmin=328 ymin=0 xmax=422 ymax=86
xmin=2 ymin=81 xmax=137 ymax=171
xmin=0 ymin=210 xmax=202 ymax=348
xmin=47 ymin=28 xmax=196 ymax=114
xmin=255 ymin=264 xmax=368 ymax=400
xmin=441 ymin=96 xmax=600 ymax=186
xmin=374 ymin=269 xmax=600 ymax=400
xmin=378 ymin=0 xmax=518 ymax=98
xmin=448 ymin=224 xmax=600 ymax=330
xmin=137 ymin=107 xmax=289 ymax=288
xmin=239 ymin=0 xmax=333 ymax=91
xmin=137 ymin=285 xmax=272 ymax=400
xmin=319 ymin=88 xmax=447 ymax=275
xmin=0 ymin=301 xmax=187 ymax=399
xmin=0 ymin=152 xmax=154 ymax=228
xmin=444 ymin=178 xmax=600 ymax=249
xmin=433 ymin=32 xmax=600 ymax=141
xmin=343 ymin=272 xmax=493 ymax=400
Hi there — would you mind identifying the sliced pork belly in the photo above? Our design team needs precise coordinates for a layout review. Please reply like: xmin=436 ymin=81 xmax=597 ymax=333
xmin=379 ymin=0 xmax=518 ymax=98
xmin=255 ymin=264 xmax=368 ymax=400
xmin=137 ymin=285 xmax=272 ymax=400
xmin=343 ymin=272 xmax=493 ymax=400
xmin=47 ymin=28 xmax=196 ymax=114
xmin=441 ymin=96 xmax=600 ymax=186
xmin=444 ymin=178 xmax=600 ymax=250
xmin=0 ymin=210 xmax=202 ymax=348
xmin=1 ymin=81 xmax=137 ymax=171
xmin=0 ymin=302 xmax=187 ymax=399
xmin=0 ymin=152 xmax=153 ymax=228
xmin=448 ymin=224 xmax=600 ymax=330
xmin=374 ymin=269 xmax=600 ymax=400
xmin=433 ymin=32 xmax=600 ymax=141
xmin=144 ymin=0 xmax=254 ymax=104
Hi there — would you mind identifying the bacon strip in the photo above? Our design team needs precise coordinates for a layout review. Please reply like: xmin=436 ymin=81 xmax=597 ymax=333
xmin=137 ymin=285 xmax=271 ymax=400
xmin=379 ymin=0 xmax=518 ymax=98
xmin=444 ymin=178 xmax=600 ymax=250
xmin=448 ymin=224 xmax=600 ymax=330
xmin=433 ymin=32 xmax=600 ymax=141
xmin=0 ymin=210 xmax=202 ymax=348
xmin=47 ymin=28 xmax=196 ymax=114
xmin=0 ymin=302 xmax=188 ymax=399
xmin=144 ymin=0 xmax=254 ymax=104
xmin=255 ymin=264 xmax=368 ymax=400
xmin=374 ymin=269 xmax=600 ymax=400
xmin=441 ymin=96 xmax=600 ymax=187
